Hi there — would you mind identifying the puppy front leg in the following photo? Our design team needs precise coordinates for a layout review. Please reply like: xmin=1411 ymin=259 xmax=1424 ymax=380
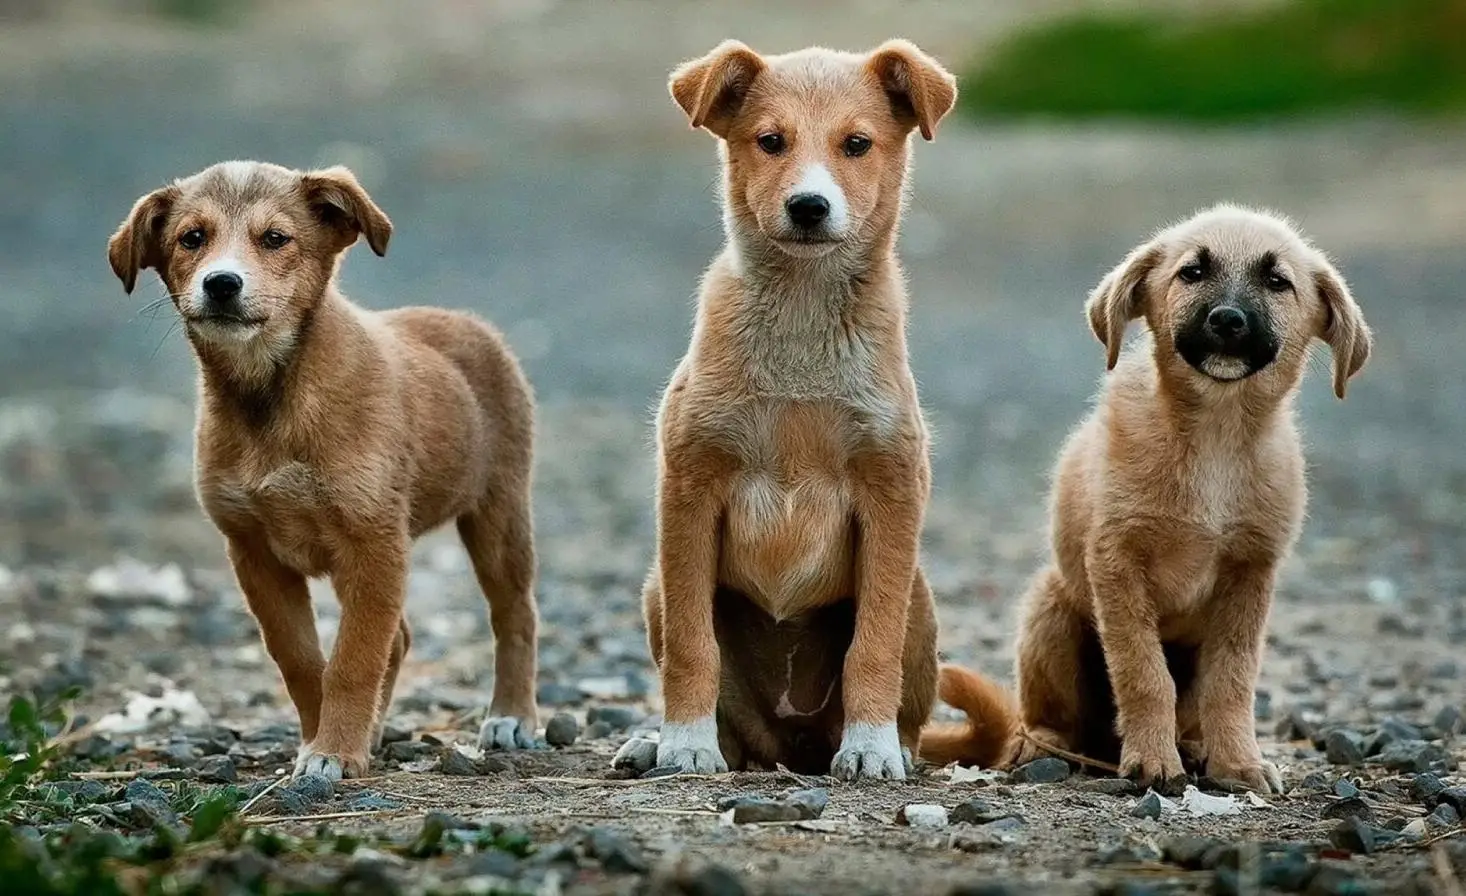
xmin=228 ymin=537 xmax=325 ymax=743
xmin=1089 ymin=552 xmax=1185 ymax=791
xmin=836 ymin=454 xmax=924 ymax=781
xmin=655 ymin=464 xmax=728 ymax=774
xmin=1197 ymin=560 xmax=1281 ymax=793
xmin=297 ymin=532 xmax=409 ymax=781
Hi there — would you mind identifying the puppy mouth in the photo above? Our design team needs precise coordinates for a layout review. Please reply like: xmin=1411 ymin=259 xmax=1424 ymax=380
xmin=772 ymin=235 xmax=845 ymax=257
xmin=184 ymin=312 xmax=269 ymax=331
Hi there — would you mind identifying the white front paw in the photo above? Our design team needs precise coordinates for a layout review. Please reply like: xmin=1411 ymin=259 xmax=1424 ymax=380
xmin=478 ymin=715 xmax=537 ymax=751
xmin=656 ymin=717 xmax=728 ymax=774
xmin=832 ymin=722 xmax=906 ymax=781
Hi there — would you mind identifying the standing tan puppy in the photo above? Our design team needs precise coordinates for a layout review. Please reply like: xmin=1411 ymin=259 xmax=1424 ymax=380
xmin=108 ymin=161 xmax=540 ymax=780
xmin=629 ymin=40 xmax=956 ymax=780
xmin=924 ymin=206 xmax=1371 ymax=793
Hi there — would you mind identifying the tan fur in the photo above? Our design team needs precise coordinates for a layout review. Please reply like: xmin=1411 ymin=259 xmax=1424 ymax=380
xmin=645 ymin=40 xmax=956 ymax=779
xmin=925 ymin=206 xmax=1371 ymax=793
xmin=108 ymin=161 xmax=539 ymax=780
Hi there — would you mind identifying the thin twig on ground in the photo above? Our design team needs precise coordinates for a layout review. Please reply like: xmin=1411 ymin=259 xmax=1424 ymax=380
xmin=1019 ymin=731 xmax=1121 ymax=775
xmin=244 ymin=809 xmax=398 ymax=826
xmin=238 ymin=773 xmax=290 ymax=816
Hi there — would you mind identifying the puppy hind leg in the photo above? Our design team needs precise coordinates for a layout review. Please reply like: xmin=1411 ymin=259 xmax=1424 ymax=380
xmin=459 ymin=493 xmax=540 ymax=751
xmin=371 ymin=618 xmax=412 ymax=750
xmin=1012 ymin=568 xmax=1087 ymax=766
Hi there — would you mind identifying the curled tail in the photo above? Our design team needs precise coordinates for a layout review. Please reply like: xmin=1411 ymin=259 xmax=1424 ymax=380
xmin=919 ymin=664 xmax=1019 ymax=769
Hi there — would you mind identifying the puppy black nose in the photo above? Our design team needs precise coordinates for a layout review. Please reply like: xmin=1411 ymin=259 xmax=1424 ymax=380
xmin=202 ymin=271 xmax=243 ymax=302
xmin=786 ymin=193 xmax=831 ymax=230
xmin=1206 ymin=306 xmax=1248 ymax=339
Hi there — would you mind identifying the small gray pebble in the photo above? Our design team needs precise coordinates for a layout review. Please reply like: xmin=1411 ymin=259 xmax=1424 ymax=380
xmin=1433 ymin=787 xmax=1466 ymax=815
xmin=288 ymin=773 xmax=334 ymax=805
xmin=196 ymin=755 xmax=237 ymax=784
xmin=1324 ymin=730 xmax=1365 ymax=766
xmin=1433 ymin=705 xmax=1462 ymax=737
xmin=1428 ymin=803 xmax=1460 ymax=828
xmin=1077 ymin=778 xmax=1140 ymax=796
xmin=378 ymin=725 xmax=411 ymax=746
xmin=1009 ymin=757 xmax=1069 ymax=784
xmin=1411 ymin=773 xmax=1445 ymax=802
xmin=1130 ymin=790 xmax=1164 ymax=819
xmin=584 ymin=721 xmax=614 ymax=740
xmin=664 ymin=863 xmax=749 ymax=896
xmin=1378 ymin=739 xmax=1448 ymax=773
xmin=465 ymin=850 xmax=521 ymax=879
xmin=383 ymin=740 xmax=436 ymax=763
xmin=585 ymin=706 xmax=642 ymax=732
xmin=348 ymin=792 xmax=402 ymax=812
xmin=610 ymin=737 xmax=658 ymax=773
xmin=436 ymin=748 xmax=479 ymax=777
xmin=583 ymin=827 xmax=648 ymax=874
xmin=950 ymin=798 xmax=1002 ymax=825
xmin=544 ymin=712 xmax=580 ymax=747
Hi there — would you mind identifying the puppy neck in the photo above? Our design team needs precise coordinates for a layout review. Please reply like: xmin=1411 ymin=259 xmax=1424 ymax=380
xmin=190 ymin=288 xmax=346 ymax=429
xmin=1143 ymin=346 xmax=1297 ymax=443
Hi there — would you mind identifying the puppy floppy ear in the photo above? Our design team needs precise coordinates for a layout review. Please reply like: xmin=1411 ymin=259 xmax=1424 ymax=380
xmin=108 ymin=185 xmax=180 ymax=295
xmin=1313 ymin=258 xmax=1371 ymax=399
xmin=1086 ymin=241 xmax=1163 ymax=370
xmin=867 ymin=39 xmax=958 ymax=141
xmin=300 ymin=166 xmax=392 ymax=256
xmin=669 ymin=40 xmax=767 ymax=138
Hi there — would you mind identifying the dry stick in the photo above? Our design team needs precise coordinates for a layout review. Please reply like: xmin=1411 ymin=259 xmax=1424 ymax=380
xmin=1018 ymin=731 xmax=1121 ymax=775
xmin=527 ymin=774 xmax=717 ymax=787
xmin=72 ymin=769 xmax=168 ymax=781
xmin=238 ymin=773 xmax=291 ymax=817
xmin=244 ymin=809 xmax=397 ymax=826
xmin=1435 ymin=845 xmax=1466 ymax=896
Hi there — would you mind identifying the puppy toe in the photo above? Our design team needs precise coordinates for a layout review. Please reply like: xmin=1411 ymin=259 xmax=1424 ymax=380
xmin=478 ymin=715 xmax=537 ymax=751
xmin=293 ymin=747 xmax=362 ymax=782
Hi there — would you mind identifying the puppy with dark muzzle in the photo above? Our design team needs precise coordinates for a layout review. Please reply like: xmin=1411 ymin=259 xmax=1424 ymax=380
xmin=923 ymin=206 xmax=1372 ymax=793
xmin=108 ymin=161 xmax=540 ymax=780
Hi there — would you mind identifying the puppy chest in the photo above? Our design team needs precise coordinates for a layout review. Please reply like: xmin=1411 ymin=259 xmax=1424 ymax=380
xmin=722 ymin=472 xmax=855 ymax=613
xmin=204 ymin=462 xmax=337 ymax=575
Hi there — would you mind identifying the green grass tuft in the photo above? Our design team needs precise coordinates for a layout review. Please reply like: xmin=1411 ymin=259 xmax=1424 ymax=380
xmin=963 ymin=0 xmax=1466 ymax=122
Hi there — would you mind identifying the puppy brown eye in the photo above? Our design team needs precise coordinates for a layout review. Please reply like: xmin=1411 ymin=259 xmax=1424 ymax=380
xmin=756 ymin=133 xmax=785 ymax=154
xmin=1264 ymin=272 xmax=1291 ymax=292
xmin=261 ymin=229 xmax=292 ymax=250
xmin=1178 ymin=263 xmax=1206 ymax=284
xmin=178 ymin=229 xmax=206 ymax=251
xmin=843 ymin=134 xmax=872 ymax=157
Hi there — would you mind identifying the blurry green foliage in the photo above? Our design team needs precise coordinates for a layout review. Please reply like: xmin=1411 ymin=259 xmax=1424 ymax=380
xmin=963 ymin=0 xmax=1466 ymax=121
xmin=147 ymin=0 xmax=240 ymax=26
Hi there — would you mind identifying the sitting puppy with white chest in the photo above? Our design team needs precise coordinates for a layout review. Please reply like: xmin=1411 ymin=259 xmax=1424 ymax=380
xmin=108 ymin=161 xmax=541 ymax=780
xmin=925 ymin=206 xmax=1372 ymax=793
xmin=625 ymin=40 xmax=957 ymax=780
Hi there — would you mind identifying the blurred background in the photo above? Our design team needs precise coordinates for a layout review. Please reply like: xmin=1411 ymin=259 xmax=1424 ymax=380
xmin=0 ymin=0 xmax=1462 ymax=719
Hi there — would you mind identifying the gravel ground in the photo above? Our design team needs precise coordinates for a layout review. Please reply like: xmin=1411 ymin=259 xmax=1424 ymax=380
xmin=0 ymin=3 xmax=1463 ymax=893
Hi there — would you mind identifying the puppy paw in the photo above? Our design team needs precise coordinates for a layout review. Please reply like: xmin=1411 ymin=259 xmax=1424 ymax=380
xmin=1207 ymin=757 xmax=1283 ymax=794
xmin=656 ymin=717 xmax=727 ymax=774
xmin=831 ymin=722 xmax=906 ymax=781
xmin=294 ymin=745 xmax=367 ymax=781
xmin=1119 ymin=742 xmax=1187 ymax=795
xmin=478 ymin=715 xmax=537 ymax=751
